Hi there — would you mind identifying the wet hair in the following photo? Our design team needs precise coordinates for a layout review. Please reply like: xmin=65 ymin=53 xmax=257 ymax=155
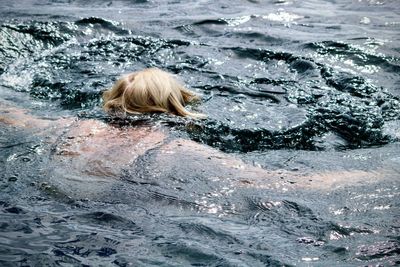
xmin=103 ymin=68 xmax=204 ymax=118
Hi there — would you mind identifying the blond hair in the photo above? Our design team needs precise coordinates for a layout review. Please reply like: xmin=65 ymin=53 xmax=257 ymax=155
xmin=103 ymin=68 xmax=204 ymax=118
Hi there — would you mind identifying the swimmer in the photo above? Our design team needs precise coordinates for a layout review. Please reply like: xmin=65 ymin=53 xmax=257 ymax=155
xmin=0 ymin=68 xmax=391 ymax=197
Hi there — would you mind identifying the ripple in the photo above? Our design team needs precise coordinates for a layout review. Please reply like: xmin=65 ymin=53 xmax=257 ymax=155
xmin=0 ymin=4 xmax=399 ymax=265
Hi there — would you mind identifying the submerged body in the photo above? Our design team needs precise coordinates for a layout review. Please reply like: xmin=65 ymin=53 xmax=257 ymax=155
xmin=0 ymin=96 xmax=392 ymax=197
xmin=1 ymin=93 xmax=399 ymax=266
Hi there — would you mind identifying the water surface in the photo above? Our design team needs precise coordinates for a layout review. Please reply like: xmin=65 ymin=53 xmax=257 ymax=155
xmin=0 ymin=0 xmax=399 ymax=266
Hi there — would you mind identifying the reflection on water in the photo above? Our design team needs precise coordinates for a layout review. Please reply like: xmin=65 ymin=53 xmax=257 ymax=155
xmin=1 ymin=0 xmax=400 ymax=265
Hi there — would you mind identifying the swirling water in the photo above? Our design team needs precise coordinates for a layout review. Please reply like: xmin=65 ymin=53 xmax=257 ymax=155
xmin=0 ymin=0 xmax=399 ymax=266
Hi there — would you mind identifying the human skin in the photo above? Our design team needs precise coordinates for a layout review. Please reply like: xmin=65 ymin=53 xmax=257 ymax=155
xmin=0 ymin=98 xmax=390 ymax=192
xmin=155 ymin=139 xmax=391 ymax=191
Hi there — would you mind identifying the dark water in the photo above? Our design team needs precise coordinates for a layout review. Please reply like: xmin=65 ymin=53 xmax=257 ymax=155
xmin=1 ymin=0 xmax=399 ymax=266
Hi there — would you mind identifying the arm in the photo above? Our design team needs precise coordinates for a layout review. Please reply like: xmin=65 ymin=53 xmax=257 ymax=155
xmin=156 ymin=139 xmax=388 ymax=190
xmin=0 ymin=98 xmax=74 ymax=131
xmin=0 ymin=98 xmax=166 ymax=178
